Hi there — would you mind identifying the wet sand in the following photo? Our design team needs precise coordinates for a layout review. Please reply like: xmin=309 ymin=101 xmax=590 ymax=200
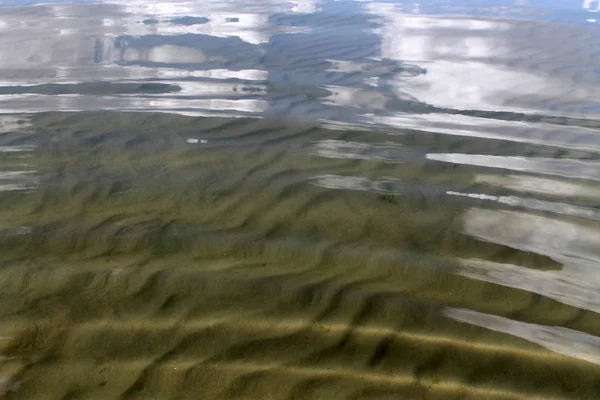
xmin=0 ymin=112 xmax=600 ymax=399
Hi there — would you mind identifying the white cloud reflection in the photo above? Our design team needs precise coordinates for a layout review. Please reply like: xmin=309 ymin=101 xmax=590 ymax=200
xmin=311 ymin=174 xmax=408 ymax=194
xmin=584 ymin=0 xmax=600 ymax=12
xmin=369 ymin=113 xmax=600 ymax=154
xmin=0 ymin=171 xmax=38 ymax=193
xmin=463 ymin=208 xmax=600 ymax=271
xmin=0 ymin=94 xmax=267 ymax=115
xmin=1 ymin=0 xmax=598 ymax=122
xmin=0 ymin=0 xmax=283 ymax=116
xmin=445 ymin=307 xmax=600 ymax=366
xmin=311 ymin=140 xmax=411 ymax=162
xmin=475 ymin=174 xmax=600 ymax=200
xmin=448 ymin=191 xmax=600 ymax=222
xmin=427 ymin=153 xmax=600 ymax=182
xmin=459 ymin=258 xmax=600 ymax=316
xmin=0 ymin=118 xmax=37 ymax=193
xmin=363 ymin=2 xmax=600 ymax=116
xmin=458 ymin=206 xmax=600 ymax=331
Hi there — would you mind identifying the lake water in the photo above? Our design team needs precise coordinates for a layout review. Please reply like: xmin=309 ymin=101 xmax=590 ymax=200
xmin=1 ymin=0 xmax=600 ymax=399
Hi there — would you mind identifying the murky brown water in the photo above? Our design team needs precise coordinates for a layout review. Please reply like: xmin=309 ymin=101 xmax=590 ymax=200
xmin=1 ymin=1 xmax=600 ymax=399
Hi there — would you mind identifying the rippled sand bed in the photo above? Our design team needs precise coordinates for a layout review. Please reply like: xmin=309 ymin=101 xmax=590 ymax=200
xmin=0 ymin=113 xmax=599 ymax=399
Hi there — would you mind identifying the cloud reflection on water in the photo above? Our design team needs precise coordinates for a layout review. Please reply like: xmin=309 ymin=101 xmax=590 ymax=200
xmin=0 ymin=0 xmax=598 ymax=120
xmin=445 ymin=307 xmax=600 ymax=366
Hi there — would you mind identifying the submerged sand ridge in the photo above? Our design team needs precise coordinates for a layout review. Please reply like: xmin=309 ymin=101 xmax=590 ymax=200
xmin=0 ymin=112 xmax=599 ymax=398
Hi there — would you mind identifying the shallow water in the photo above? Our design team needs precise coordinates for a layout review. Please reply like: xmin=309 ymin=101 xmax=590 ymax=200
xmin=1 ymin=0 xmax=600 ymax=399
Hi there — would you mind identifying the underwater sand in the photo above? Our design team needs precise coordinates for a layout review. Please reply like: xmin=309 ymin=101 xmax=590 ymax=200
xmin=0 ymin=113 xmax=599 ymax=399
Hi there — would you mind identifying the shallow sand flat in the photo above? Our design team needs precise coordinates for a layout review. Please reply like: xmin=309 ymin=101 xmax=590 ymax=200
xmin=0 ymin=254 xmax=599 ymax=400
xmin=0 ymin=113 xmax=600 ymax=398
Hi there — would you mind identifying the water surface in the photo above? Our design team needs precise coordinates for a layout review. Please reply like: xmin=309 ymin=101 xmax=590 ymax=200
xmin=1 ymin=0 xmax=600 ymax=399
